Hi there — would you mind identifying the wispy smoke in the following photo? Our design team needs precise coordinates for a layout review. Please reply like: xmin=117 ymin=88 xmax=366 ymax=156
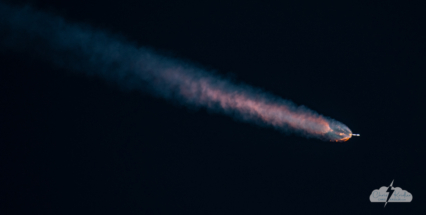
xmin=0 ymin=2 xmax=352 ymax=141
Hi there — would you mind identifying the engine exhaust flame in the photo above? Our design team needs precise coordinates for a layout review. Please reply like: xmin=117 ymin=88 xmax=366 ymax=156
xmin=0 ymin=2 xmax=352 ymax=142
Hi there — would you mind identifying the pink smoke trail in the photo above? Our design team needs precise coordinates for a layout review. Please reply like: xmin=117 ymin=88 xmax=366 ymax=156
xmin=0 ymin=2 xmax=352 ymax=141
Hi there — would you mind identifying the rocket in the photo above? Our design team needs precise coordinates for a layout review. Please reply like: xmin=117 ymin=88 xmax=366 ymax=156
xmin=352 ymin=134 xmax=360 ymax=136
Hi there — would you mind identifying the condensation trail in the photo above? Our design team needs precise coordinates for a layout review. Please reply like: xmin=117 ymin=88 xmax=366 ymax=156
xmin=0 ymin=2 xmax=352 ymax=142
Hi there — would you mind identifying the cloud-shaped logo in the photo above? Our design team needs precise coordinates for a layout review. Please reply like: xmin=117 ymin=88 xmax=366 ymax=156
xmin=370 ymin=180 xmax=413 ymax=207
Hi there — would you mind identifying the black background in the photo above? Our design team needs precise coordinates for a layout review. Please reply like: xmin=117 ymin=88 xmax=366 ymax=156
xmin=1 ymin=0 xmax=425 ymax=214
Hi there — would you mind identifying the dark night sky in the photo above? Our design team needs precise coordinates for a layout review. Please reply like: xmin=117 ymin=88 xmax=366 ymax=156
xmin=1 ymin=0 xmax=425 ymax=214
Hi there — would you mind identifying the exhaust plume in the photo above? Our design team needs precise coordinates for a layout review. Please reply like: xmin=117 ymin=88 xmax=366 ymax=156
xmin=0 ymin=2 xmax=352 ymax=142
